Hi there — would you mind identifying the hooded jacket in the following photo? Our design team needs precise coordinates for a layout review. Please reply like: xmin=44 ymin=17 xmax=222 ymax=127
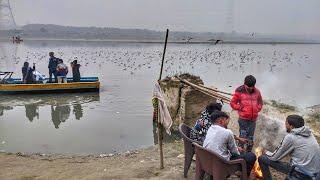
xmin=230 ymin=85 xmax=263 ymax=121
xmin=266 ymin=126 xmax=320 ymax=174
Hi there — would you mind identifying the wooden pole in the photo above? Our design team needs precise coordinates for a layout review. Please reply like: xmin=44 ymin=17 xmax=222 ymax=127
xmin=157 ymin=29 xmax=169 ymax=169
xmin=159 ymin=29 xmax=169 ymax=81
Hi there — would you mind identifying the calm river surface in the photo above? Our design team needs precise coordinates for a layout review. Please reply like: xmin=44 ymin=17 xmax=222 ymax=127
xmin=0 ymin=40 xmax=319 ymax=154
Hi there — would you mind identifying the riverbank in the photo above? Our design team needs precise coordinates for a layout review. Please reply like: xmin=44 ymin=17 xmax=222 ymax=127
xmin=0 ymin=102 xmax=319 ymax=180
xmin=0 ymin=141 xmax=191 ymax=180
xmin=0 ymin=141 xmax=284 ymax=180
xmin=0 ymin=141 xmax=298 ymax=180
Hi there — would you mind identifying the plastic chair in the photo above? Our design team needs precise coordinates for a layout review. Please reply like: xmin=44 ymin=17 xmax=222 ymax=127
xmin=193 ymin=142 xmax=248 ymax=180
xmin=178 ymin=123 xmax=202 ymax=178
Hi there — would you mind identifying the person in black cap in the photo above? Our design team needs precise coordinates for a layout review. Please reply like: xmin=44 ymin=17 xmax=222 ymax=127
xmin=230 ymin=75 xmax=263 ymax=152
xmin=203 ymin=110 xmax=257 ymax=177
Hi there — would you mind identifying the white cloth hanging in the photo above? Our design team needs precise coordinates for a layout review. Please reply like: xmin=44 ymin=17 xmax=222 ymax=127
xmin=152 ymin=82 xmax=173 ymax=135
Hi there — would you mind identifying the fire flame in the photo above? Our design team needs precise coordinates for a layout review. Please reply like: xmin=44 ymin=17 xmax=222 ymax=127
xmin=253 ymin=147 xmax=263 ymax=178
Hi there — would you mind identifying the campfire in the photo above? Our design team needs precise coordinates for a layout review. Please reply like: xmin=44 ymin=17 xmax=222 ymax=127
xmin=253 ymin=147 xmax=263 ymax=178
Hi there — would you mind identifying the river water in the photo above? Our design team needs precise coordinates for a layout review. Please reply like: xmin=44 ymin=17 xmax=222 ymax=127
xmin=0 ymin=40 xmax=319 ymax=154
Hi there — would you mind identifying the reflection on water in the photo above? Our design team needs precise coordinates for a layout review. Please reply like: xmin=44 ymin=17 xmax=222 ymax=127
xmin=73 ymin=103 xmax=83 ymax=120
xmin=51 ymin=105 xmax=70 ymax=129
xmin=25 ymin=104 xmax=39 ymax=122
xmin=0 ymin=106 xmax=13 ymax=116
xmin=0 ymin=93 xmax=100 ymax=128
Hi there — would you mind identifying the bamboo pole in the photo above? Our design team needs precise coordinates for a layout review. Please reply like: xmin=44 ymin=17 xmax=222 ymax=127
xmin=176 ymin=77 xmax=231 ymax=103
xmin=157 ymin=29 xmax=169 ymax=169
xmin=198 ymin=84 xmax=233 ymax=96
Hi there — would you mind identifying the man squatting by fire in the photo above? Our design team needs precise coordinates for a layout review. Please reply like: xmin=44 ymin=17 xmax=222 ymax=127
xmin=258 ymin=115 xmax=320 ymax=180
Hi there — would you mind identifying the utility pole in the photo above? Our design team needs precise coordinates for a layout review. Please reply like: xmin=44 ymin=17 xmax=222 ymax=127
xmin=0 ymin=0 xmax=17 ymax=30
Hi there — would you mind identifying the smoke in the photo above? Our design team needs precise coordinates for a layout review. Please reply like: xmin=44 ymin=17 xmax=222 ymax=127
xmin=255 ymin=114 xmax=287 ymax=151
xmin=228 ymin=105 xmax=289 ymax=152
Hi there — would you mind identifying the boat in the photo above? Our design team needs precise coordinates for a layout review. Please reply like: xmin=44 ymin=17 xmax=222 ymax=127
xmin=0 ymin=76 xmax=100 ymax=94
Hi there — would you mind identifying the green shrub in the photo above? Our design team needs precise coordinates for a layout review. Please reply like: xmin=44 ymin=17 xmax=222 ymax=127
xmin=270 ymin=100 xmax=296 ymax=113
xmin=309 ymin=112 xmax=320 ymax=122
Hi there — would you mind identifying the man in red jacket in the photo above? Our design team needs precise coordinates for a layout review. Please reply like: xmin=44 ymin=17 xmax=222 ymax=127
xmin=230 ymin=75 xmax=263 ymax=152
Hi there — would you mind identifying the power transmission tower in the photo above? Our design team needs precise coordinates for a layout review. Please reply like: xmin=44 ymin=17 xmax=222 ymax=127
xmin=225 ymin=0 xmax=235 ymax=33
xmin=0 ymin=0 xmax=17 ymax=30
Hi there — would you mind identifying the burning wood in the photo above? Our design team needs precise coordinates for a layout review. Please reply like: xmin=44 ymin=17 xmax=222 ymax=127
xmin=253 ymin=147 xmax=263 ymax=178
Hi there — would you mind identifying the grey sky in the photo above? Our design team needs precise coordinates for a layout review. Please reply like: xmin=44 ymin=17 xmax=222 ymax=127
xmin=10 ymin=0 xmax=320 ymax=35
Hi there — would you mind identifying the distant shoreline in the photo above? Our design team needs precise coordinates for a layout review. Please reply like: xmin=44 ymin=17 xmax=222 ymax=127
xmin=1 ymin=37 xmax=319 ymax=44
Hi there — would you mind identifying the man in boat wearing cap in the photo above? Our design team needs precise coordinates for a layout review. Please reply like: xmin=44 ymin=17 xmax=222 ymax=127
xmin=230 ymin=75 xmax=263 ymax=152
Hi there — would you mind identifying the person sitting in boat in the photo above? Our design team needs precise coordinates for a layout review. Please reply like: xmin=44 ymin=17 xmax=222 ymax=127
xmin=70 ymin=60 xmax=81 ymax=82
xmin=22 ymin=62 xmax=35 ymax=84
xmin=56 ymin=59 xmax=68 ymax=83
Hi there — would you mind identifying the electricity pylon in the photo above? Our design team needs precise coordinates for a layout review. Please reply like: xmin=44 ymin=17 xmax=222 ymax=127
xmin=0 ymin=0 xmax=17 ymax=30
xmin=225 ymin=0 xmax=235 ymax=33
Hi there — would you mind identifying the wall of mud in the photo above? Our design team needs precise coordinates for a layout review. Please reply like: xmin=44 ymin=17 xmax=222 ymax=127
xmin=159 ymin=74 xmax=216 ymax=128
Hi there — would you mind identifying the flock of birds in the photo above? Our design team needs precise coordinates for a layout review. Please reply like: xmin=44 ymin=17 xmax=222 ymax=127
xmin=0 ymin=44 xmax=312 ymax=78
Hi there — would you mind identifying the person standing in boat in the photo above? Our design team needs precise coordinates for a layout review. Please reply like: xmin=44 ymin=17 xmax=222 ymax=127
xmin=48 ymin=52 xmax=58 ymax=83
xmin=22 ymin=62 xmax=35 ymax=84
xmin=70 ymin=60 xmax=81 ymax=82
xmin=56 ymin=59 xmax=68 ymax=83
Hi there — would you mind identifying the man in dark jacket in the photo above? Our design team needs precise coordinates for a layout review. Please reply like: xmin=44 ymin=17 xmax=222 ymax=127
xmin=230 ymin=75 xmax=263 ymax=151
xmin=48 ymin=52 xmax=58 ymax=83
xmin=22 ymin=61 xmax=35 ymax=84
xmin=70 ymin=60 xmax=81 ymax=82
xmin=258 ymin=115 xmax=320 ymax=180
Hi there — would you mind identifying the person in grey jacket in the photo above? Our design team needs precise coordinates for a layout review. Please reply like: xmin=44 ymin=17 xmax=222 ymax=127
xmin=258 ymin=115 xmax=320 ymax=180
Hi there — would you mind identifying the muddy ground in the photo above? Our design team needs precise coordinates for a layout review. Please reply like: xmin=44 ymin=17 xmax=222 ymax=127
xmin=2 ymin=141 xmax=189 ymax=180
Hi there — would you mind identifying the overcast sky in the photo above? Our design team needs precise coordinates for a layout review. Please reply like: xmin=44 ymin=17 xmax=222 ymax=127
xmin=10 ymin=0 xmax=320 ymax=35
